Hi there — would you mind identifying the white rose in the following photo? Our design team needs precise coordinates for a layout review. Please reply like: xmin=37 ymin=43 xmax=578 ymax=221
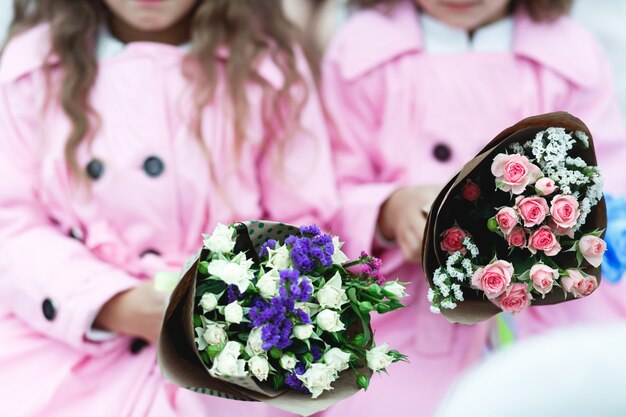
xmin=267 ymin=245 xmax=292 ymax=270
xmin=316 ymin=309 xmax=345 ymax=333
xmin=203 ymin=223 xmax=236 ymax=254
xmin=297 ymin=363 xmax=337 ymax=399
xmin=323 ymin=348 xmax=351 ymax=373
xmin=280 ymin=353 xmax=297 ymax=370
xmin=199 ymin=292 xmax=218 ymax=312
xmin=383 ymin=281 xmax=408 ymax=298
xmin=224 ymin=301 xmax=244 ymax=324
xmin=208 ymin=253 xmax=254 ymax=293
xmin=295 ymin=302 xmax=319 ymax=317
xmin=316 ymin=272 xmax=348 ymax=309
xmin=256 ymin=269 xmax=280 ymax=299
xmin=194 ymin=327 xmax=207 ymax=350
xmin=331 ymin=236 xmax=349 ymax=265
xmin=293 ymin=324 xmax=314 ymax=340
xmin=211 ymin=345 xmax=247 ymax=377
xmin=245 ymin=327 xmax=265 ymax=357
xmin=202 ymin=323 xmax=227 ymax=346
xmin=222 ymin=341 xmax=243 ymax=356
xmin=366 ymin=343 xmax=393 ymax=372
xmin=248 ymin=356 xmax=270 ymax=381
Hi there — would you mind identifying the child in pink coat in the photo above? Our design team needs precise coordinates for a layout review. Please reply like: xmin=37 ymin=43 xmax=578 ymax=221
xmin=320 ymin=0 xmax=626 ymax=416
xmin=0 ymin=1 xmax=337 ymax=416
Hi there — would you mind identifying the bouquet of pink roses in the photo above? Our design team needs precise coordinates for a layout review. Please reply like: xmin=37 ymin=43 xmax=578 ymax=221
xmin=422 ymin=113 xmax=607 ymax=324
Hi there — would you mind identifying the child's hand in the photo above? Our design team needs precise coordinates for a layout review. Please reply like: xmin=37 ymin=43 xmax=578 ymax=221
xmin=94 ymin=280 xmax=167 ymax=345
xmin=378 ymin=185 xmax=442 ymax=262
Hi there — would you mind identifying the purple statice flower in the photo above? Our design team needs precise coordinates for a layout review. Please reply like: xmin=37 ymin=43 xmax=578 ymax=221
xmin=226 ymin=285 xmax=242 ymax=303
xmin=286 ymin=232 xmax=335 ymax=273
xmin=259 ymin=239 xmax=277 ymax=258
xmin=295 ymin=363 xmax=306 ymax=374
xmin=285 ymin=371 xmax=310 ymax=394
xmin=311 ymin=345 xmax=322 ymax=362
xmin=279 ymin=269 xmax=300 ymax=284
xmin=250 ymin=270 xmax=316 ymax=350
xmin=294 ymin=308 xmax=311 ymax=325
xmin=300 ymin=224 xmax=321 ymax=236
xmin=290 ymin=237 xmax=316 ymax=272
xmin=360 ymin=251 xmax=369 ymax=259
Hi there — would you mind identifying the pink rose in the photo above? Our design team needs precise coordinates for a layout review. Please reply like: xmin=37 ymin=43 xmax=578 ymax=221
xmin=550 ymin=195 xmax=581 ymax=229
xmin=548 ymin=218 xmax=574 ymax=239
xmin=440 ymin=227 xmax=469 ymax=254
xmin=528 ymin=226 xmax=562 ymax=256
xmin=491 ymin=153 xmax=541 ymax=195
xmin=471 ymin=260 xmax=514 ymax=299
xmin=496 ymin=207 xmax=518 ymax=235
xmin=578 ymin=235 xmax=606 ymax=268
xmin=562 ymin=269 xmax=598 ymax=298
xmin=507 ymin=227 xmax=527 ymax=248
xmin=492 ymin=283 xmax=532 ymax=314
xmin=529 ymin=264 xmax=558 ymax=297
xmin=535 ymin=177 xmax=558 ymax=196
xmin=515 ymin=196 xmax=549 ymax=227
xmin=462 ymin=179 xmax=481 ymax=202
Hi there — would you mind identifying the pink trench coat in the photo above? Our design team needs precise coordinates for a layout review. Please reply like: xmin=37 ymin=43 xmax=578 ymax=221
xmin=317 ymin=2 xmax=626 ymax=416
xmin=0 ymin=25 xmax=338 ymax=417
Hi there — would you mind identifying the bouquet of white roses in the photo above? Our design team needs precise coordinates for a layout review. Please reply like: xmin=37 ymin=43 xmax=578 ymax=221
xmin=158 ymin=221 xmax=407 ymax=416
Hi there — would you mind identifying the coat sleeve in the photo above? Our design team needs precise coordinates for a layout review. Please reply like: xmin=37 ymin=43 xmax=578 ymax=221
xmin=320 ymin=56 xmax=403 ymax=259
xmin=257 ymin=55 xmax=339 ymax=231
xmin=0 ymin=75 xmax=138 ymax=354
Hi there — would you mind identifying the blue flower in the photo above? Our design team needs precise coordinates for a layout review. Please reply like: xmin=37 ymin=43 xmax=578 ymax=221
xmin=604 ymin=195 xmax=626 ymax=283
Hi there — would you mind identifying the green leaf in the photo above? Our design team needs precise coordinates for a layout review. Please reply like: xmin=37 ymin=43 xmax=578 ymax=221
xmin=356 ymin=374 xmax=370 ymax=390
xmin=358 ymin=301 xmax=374 ymax=314
xmin=272 ymin=374 xmax=284 ymax=391
xmin=353 ymin=333 xmax=366 ymax=347
xmin=198 ymin=261 xmax=209 ymax=275
xmin=368 ymin=284 xmax=382 ymax=296
xmin=199 ymin=350 xmax=211 ymax=365
xmin=193 ymin=315 xmax=203 ymax=328
xmin=196 ymin=280 xmax=228 ymax=296
xmin=269 ymin=347 xmax=283 ymax=359
xmin=576 ymin=250 xmax=584 ymax=267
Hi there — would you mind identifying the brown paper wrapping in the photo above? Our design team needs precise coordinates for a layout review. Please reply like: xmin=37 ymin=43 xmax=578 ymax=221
xmin=157 ymin=221 xmax=371 ymax=416
xmin=422 ymin=112 xmax=607 ymax=324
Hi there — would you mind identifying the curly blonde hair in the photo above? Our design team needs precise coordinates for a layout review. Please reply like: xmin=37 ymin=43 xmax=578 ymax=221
xmin=9 ymin=0 xmax=308 ymax=181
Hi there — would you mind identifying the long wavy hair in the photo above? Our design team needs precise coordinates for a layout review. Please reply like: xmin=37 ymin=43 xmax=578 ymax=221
xmin=8 ymin=0 xmax=308 ymax=181
xmin=349 ymin=0 xmax=573 ymax=21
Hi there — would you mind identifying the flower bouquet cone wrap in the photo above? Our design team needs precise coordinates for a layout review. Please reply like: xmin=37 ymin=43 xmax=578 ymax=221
xmin=158 ymin=221 xmax=408 ymax=416
xmin=422 ymin=112 xmax=607 ymax=324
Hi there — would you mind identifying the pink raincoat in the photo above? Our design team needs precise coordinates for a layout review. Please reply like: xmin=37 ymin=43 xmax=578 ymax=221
xmin=319 ymin=2 xmax=626 ymax=416
xmin=0 ymin=25 xmax=338 ymax=417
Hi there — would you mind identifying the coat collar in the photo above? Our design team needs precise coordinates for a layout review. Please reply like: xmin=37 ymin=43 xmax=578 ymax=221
xmin=335 ymin=0 xmax=598 ymax=87
xmin=0 ymin=24 xmax=284 ymax=89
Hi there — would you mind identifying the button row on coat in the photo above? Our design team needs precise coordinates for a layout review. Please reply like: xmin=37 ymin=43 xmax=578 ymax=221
xmin=85 ymin=156 xmax=165 ymax=180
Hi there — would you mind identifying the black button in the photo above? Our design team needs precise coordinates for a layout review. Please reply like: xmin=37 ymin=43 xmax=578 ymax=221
xmin=130 ymin=338 xmax=148 ymax=354
xmin=140 ymin=248 xmax=161 ymax=257
xmin=68 ymin=227 xmax=84 ymax=241
xmin=42 ymin=298 xmax=56 ymax=321
xmin=86 ymin=159 xmax=105 ymax=180
xmin=433 ymin=143 xmax=452 ymax=162
xmin=143 ymin=156 xmax=164 ymax=177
